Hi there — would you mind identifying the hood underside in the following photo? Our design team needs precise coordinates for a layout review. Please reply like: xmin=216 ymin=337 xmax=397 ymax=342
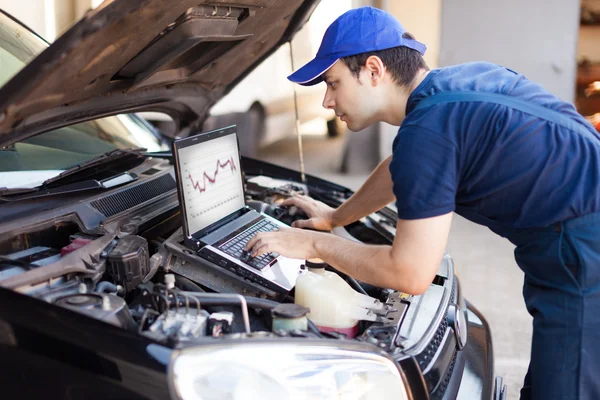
xmin=0 ymin=0 xmax=319 ymax=147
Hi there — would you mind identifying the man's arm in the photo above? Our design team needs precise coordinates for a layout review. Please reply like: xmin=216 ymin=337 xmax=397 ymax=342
xmin=331 ymin=155 xmax=396 ymax=227
xmin=281 ymin=155 xmax=395 ymax=230
xmin=321 ymin=213 xmax=453 ymax=294
xmin=246 ymin=212 xmax=453 ymax=295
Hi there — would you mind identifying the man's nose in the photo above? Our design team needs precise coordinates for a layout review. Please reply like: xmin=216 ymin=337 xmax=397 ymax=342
xmin=322 ymin=90 xmax=335 ymax=110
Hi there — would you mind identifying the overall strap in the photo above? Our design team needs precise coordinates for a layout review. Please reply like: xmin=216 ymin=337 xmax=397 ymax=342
xmin=412 ymin=91 xmax=597 ymax=141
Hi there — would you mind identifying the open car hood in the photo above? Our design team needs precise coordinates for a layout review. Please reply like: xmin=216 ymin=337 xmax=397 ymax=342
xmin=0 ymin=0 xmax=319 ymax=147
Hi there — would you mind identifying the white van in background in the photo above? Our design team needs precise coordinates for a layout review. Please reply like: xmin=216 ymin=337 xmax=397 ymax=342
xmin=206 ymin=0 xmax=352 ymax=156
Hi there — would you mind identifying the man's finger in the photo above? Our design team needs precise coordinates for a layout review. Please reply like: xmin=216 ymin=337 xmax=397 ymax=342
xmin=280 ymin=195 xmax=310 ymax=208
xmin=292 ymin=219 xmax=312 ymax=229
xmin=245 ymin=234 xmax=261 ymax=251
xmin=279 ymin=197 xmax=296 ymax=207
xmin=252 ymin=242 xmax=270 ymax=257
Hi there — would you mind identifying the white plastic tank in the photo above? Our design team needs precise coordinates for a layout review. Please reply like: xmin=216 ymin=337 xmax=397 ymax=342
xmin=294 ymin=258 xmax=383 ymax=338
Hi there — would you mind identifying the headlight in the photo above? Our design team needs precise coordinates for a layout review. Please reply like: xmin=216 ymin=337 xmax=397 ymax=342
xmin=169 ymin=340 xmax=409 ymax=400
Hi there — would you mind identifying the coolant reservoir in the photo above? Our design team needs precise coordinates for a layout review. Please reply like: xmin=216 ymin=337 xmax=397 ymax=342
xmin=295 ymin=258 xmax=383 ymax=338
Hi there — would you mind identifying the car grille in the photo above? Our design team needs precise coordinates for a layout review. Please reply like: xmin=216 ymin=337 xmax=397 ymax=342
xmin=91 ymin=174 xmax=176 ymax=217
xmin=451 ymin=276 xmax=458 ymax=303
xmin=418 ymin=276 xmax=460 ymax=397
xmin=417 ymin=314 xmax=449 ymax=371
xmin=431 ymin=352 xmax=458 ymax=400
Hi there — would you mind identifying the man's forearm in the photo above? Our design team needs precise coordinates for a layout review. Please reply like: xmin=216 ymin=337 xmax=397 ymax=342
xmin=311 ymin=231 xmax=432 ymax=294
xmin=332 ymin=155 xmax=396 ymax=227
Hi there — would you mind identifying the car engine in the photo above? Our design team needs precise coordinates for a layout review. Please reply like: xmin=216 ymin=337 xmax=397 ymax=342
xmin=0 ymin=158 xmax=451 ymax=362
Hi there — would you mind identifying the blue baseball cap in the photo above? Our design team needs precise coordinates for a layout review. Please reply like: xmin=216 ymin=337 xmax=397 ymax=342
xmin=288 ymin=6 xmax=426 ymax=86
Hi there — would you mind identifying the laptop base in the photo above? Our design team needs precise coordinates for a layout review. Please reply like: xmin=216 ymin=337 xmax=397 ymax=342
xmin=164 ymin=228 xmax=280 ymax=299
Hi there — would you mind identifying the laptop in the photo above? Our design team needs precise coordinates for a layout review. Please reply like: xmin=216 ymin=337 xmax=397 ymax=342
xmin=172 ymin=125 xmax=302 ymax=293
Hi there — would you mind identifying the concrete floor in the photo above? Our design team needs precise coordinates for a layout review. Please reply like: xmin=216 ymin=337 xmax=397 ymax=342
xmin=258 ymin=133 xmax=531 ymax=400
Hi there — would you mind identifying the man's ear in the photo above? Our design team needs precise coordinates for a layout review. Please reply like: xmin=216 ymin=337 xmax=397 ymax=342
xmin=364 ymin=55 xmax=385 ymax=86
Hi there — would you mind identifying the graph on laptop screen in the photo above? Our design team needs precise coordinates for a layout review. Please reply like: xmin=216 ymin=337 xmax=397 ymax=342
xmin=178 ymin=132 xmax=245 ymax=234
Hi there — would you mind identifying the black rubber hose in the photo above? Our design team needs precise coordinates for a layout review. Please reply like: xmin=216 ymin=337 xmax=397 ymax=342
xmin=172 ymin=292 xmax=323 ymax=337
xmin=346 ymin=276 xmax=368 ymax=295
xmin=306 ymin=319 xmax=323 ymax=337
xmin=325 ymin=266 xmax=368 ymax=295
xmin=240 ymin=297 xmax=323 ymax=338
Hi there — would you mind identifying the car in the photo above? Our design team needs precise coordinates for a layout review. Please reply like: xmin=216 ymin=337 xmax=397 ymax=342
xmin=0 ymin=2 xmax=505 ymax=399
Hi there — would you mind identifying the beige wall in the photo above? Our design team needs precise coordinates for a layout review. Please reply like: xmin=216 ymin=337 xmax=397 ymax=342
xmin=378 ymin=0 xmax=442 ymax=159
xmin=55 ymin=0 xmax=95 ymax=38
xmin=0 ymin=0 xmax=50 ymax=39
xmin=54 ymin=0 xmax=76 ymax=38
xmin=384 ymin=0 xmax=441 ymax=69
xmin=0 ymin=0 xmax=92 ymax=41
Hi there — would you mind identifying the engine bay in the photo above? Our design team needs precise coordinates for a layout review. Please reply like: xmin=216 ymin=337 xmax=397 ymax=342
xmin=0 ymin=159 xmax=426 ymax=355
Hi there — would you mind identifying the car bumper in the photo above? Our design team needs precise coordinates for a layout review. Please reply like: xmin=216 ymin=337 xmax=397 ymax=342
xmin=451 ymin=300 xmax=505 ymax=400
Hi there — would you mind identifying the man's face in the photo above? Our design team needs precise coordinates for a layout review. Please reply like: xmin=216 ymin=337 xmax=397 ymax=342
xmin=321 ymin=61 xmax=382 ymax=132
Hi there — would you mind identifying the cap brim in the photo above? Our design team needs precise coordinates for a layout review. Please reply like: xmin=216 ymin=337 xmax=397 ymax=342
xmin=287 ymin=57 xmax=338 ymax=86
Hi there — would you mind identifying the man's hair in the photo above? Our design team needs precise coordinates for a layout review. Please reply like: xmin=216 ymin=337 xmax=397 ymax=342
xmin=341 ymin=33 xmax=429 ymax=87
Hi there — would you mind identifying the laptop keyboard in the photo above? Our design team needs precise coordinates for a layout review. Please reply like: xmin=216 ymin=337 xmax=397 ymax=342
xmin=218 ymin=219 xmax=280 ymax=270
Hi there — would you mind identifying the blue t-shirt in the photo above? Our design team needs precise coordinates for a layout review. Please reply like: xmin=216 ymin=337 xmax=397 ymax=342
xmin=389 ymin=62 xmax=600 ymax=229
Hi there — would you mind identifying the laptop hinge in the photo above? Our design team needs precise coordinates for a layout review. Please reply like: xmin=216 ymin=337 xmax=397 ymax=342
xmin=184 ymin=236 xmax=203 ymax=252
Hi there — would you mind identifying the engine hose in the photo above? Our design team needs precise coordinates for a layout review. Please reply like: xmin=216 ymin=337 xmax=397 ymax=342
xmin=346 ymin=276 xmax=368 ymax=295
xmin=238 ymin=297 xmax=323 ymax=338
xmin=180 ymin=292 xmax=251 ymax=333
xmin=174 ymin=292 xmax=323 ymax=337
xmin=96 ymin=281 xmax=119 ymax=294
xmin=324 ymin=266 xmax=368 ymax=295
xmin=306 ymin=319 xmax=323 ymax=337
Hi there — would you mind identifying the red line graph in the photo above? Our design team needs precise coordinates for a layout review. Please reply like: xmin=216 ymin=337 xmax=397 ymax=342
xmin=187 ymin=156 xmax=237 ymax=193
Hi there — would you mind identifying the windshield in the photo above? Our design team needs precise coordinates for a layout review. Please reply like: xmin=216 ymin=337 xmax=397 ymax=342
xmin=0 ymin=12 xmax=166 ymax=190
xmin=0 ymin=11 xmax=48 ymax=87
xmin=0 ymin=114 xmax=165 ymax=189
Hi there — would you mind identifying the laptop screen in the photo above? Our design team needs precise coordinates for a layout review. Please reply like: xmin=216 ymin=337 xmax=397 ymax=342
xmin=173 ymin=126 xmax=246 ymax=236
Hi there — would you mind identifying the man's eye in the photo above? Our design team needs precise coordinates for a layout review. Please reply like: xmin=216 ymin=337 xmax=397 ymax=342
xmin=328 ymin=82 xmax=336 ymax=89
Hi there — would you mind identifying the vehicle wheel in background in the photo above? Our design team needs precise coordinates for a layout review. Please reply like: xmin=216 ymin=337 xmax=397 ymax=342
xmin=249 ymin=101 xmax=266 ymax=141
xmin=203 ymin=106 xmax=264 ymax=158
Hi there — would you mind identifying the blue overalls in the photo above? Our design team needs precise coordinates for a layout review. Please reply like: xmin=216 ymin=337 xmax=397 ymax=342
xmin=413 ymin=92 xmax=600 ymax=399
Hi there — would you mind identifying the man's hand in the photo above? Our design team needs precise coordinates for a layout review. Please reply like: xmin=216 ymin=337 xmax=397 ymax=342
xmin=280 ymin=195 xmax=336 ymax=231
xmin=245 ymin=227 xmax=321 ymax=260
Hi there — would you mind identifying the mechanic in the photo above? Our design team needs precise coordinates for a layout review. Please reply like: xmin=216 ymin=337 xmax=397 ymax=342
xmin=245 ymin=6 xmax=600 ymax=399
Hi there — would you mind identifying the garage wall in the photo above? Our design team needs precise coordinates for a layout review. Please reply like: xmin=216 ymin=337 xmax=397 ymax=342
xmin=0 ymin=0 xmax=93 ymax=41
xmin=379 ymin=0 xmax=442 ymax=160
xmin=383 ymin=0 xmax=441 ymax=69
xmin=0 ymin=0 xmax=51 ymax=39
xmin=439 ymin=0 xmax=580 ymax=103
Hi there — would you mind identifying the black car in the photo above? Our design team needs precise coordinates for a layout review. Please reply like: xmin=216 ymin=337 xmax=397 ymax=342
xmin=0 ymin=1 xmax=504 ymax=399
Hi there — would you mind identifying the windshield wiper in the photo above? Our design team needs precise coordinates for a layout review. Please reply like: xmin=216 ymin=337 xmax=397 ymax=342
xmin=0 ymin=148 xmax=146 ymax=199
xmin=0 ymin=173 xmax=138 ymax=202
xmin=0 ymin=187 xmax=37 ymax=196
xmin=142 ymin=150 xmax=173 ymax=160
xmin=43 ymin=147 xmax=146 ymax=186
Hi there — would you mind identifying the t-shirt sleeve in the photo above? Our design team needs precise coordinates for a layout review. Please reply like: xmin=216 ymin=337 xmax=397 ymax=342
xmin=389 ymin=124 xmax=459 ymax=220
